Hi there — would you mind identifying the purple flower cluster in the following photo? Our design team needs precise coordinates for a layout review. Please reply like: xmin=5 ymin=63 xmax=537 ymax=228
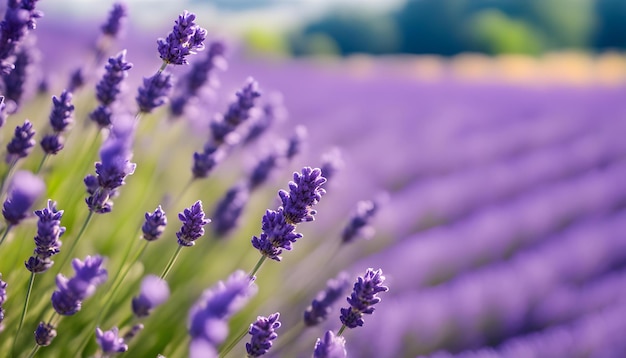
xmin=51 ymin=255 xmax=107 ymax=316
xmin=304 ymin=272 xmax=351 ymax=326
xmin=341 ymin=200 xmax=378 ymax=244
xmin=246 ymin=312 xmax=281 ymax=357
xmin=339 ymin=268 xmax=388 ymax=329
xmin=6 ymin=119 xmax=35 ymax=163
xmin=210 ymin=78 xmax=261 ymax=144
xmin=142 ymin=205 xmax=167 ymax=242
xmin=252 ymin=167 xmax=326 ymax=261
xmin=2 ymin=42 xmax=35 ymax=109
xmin=85 ymin=117 xmax=136 ymax=213
xmin=2 ymin=170 xmax=44 ymax=226
xmin=100 ymin=3 xmax=127 ymax=38
xmin=211 ymin=183 xmax=249 ymax=237
xmin=34 ymin=322 xmax=56 ymax=346
xmin=0 ymin=0 xmax=42 ymax=74
xmin=176 ymin=200 xmax=210 ymax=247
xmin=157 ymin=10 xmax=207 ymax=66
xmin=41 ymin=90 xmax=74 ymax=155
xmin=188 ymin=270 xmax=258 ymax=358
xmin=136 ymin=71 xmax=173 ymax=114
xmin=96 ymin=327 xmax=128 ymax=354
xmin=25 ymin=200 xmax=65 ymax=273
xmin=313 ymin=330 xmax=347 ymax=358
xmin=89 ymin=50 xmax=132 ymax=128
xmin=131 ymin=275 xmax=170 ymax=317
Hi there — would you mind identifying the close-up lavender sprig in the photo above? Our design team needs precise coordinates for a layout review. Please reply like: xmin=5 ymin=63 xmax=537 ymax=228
xmin=0 ymin=0 xmax=42 ymax=74
xmin=338 ymin=268 xmax=388 ymax=333
xmin=245 ymin=312 xmax=281 ymax=357
xmin=0 ymin=170 xmax=44 ymax=245
xmin=89 ymin=50 xmax=133 ymax=128
xmin=39 ymin=90 xmax=74 ymax=169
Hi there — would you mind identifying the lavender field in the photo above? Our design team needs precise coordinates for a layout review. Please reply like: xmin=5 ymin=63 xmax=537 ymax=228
xmin=0 ymin=2 xmax=626 ymax=358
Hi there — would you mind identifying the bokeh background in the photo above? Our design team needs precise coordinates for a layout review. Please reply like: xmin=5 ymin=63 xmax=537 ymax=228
xmin=2 ymin=0 xmax=626 ymax=357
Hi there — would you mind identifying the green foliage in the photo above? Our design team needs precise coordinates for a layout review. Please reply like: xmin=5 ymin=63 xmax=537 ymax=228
xmin=466 ymin=10 xmax=544 ymax=55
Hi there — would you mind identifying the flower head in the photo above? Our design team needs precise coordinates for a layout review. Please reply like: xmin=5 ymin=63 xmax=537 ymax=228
xmin=157 ymin=11 xmax=206 ymax=65
xmin=176 ymin=200 xmax=210 ymax=247
xmin=136 ymin=72 xmax=173 ymax=113
xmin=49 ymin=90 xmax=74 ymax=132
xmin=339 ymin=268 xmax=388 ymax=329
xmin=313 ymin=331 xmax=347 ymax=358
xmin=6 ymin=119 xmax=36 ymax=163
xmin=51 ymin=255 xmax=107 ymax=316
xmin=2 ymin=170 xmax=45 ymax=225
xmin=304 ymin=272 xmax=350 ymax=326
xmin=25 ymin=200 xmax=65 ymax=273
xmin=251 ymin=209 xmax=302 ymax=261
xmin=278 ymin=167 xmax=327 ymax=224
xmin=341 ymin=200 xmax=379 ymax=244
xmin=34 ymin=322 xmax=57 ymax=346
xmin=40 ymin=134 xmax=64 ymax=155
xmin=100 ymin=3 xmax=127 ymax=37
xmin=132 ymin=275 xmax=170 ymax=317
xmin=212 ymin=183 xmax=249 ymax=238
xmin=96 ymin=327 xmax=128 ymax=353
xmin=246 ymin=312 xmax=281 ymax=357
xmin=210 ymin=78 xmax=261 ymax=144
xmin=142 ymin=205 xmax=167 ymax=241
xmin=94 ymin=50 xmax=133 ymax=106
xmin=192 ymin=144 xmax=224 ymax=179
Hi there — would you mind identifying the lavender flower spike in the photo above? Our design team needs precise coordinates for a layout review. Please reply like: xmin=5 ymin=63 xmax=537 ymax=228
xmin=34 ymin=322 xmax=57 ymax=346
xmin=251 ymin=209 xmax=302 ymax=262
xmin=51 ymin=255 xmax=107 ymax=316
xmin=341 ymin=200 xmax=379 ymax=244
xmin=100 ymin=3 xmax=127 ymax=38
xmin=95 ymin=50 xmax=133 ymax=107
xmin=0 ymin=275 xmax=6 ymax=332
xmin=0 ymin=0 xmax=42 ymax=73
xmin=313 ymin=331 xmax=347 ymax=358
xmin=176 ymin=200 xmax=210 ymax=247
xmin=339 ymin=268 xmax=388 ymax=329
xmin=142 ymin=205 xmax=167 ymax=241
xmin=25 ymin=200 xmax=65 ymax=273
xmin=136 ymin=72 xmax=173 ymax=113
xmin=188 ymin=270 xmax=258 ymax=358
xmin=2 ymin=170 xmax=45 ymax=226
xmin=96 ymin=327 xmax=128 ymax=353
xmin=304 ymin=272 xmax=350 ymax=326
xmin=132 ymin=275 xmax=170 ymax=317
xmin=212 ymin=183 xmax=249 ymax=238
xmin=246 ymin=312 xmax=281 ymax=357
xmin=278 ymin=167 xmax=327 ymax=225
xmin=49 ymin=90 xmax=74 ymax=132
xmin=6 ymin=119 xmax=36 ymax=163
xmin=158 ymin=10 xmax=207 ymax=65
xmin=210 ymin=78 xmax=261 ymax=144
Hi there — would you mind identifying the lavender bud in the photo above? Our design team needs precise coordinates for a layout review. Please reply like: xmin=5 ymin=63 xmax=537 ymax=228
xmin=243 ymin=92 xmax=286 ymax=145
xmin=94 ymin=50 xmax=132 ymax=106
xmin=2 ymin=44 xmax=33 ymax=108
xmin=210 ymin=78 xmax=261 ymax=143
xmin=339 ymin=268 xmax=388 ymax=329
xmin=249 ymin=152 xmax=283 ymax=191
xmin=157 ymin=11 xmax=206 ymax=65
xmin=25 ymin=199 xmax=65 ymax=273
xmin=131 ymin=275 xmax=170 ymax=317
xmin=2 ymin=170 xmax=45 ymax=225
xmin=49 ymin=90 xmax=74 ymax=132
xmin=40 ymin=134 xmax=64 ymax=155
xmin=304 ymin=272 xmax=350 ymax=326
xmin=313 ymin=330 xmax=347 ymax=358
xmin=246 ymin=312 xmax=281 ymax=357
xmin=96 ymin=327 xmax=128 ymax=353
xmin=142 ymin=205 xmax=167 ymax=241
xmin=251 ymin=209 xmax=302 ymax=262
xmin=34 ymin=322 xmax=57 ymax=346
xmin=192 ymin=144 xmax=224 ymax=179
xmin=176 ymin=200 xmax=210 ymax=247
xmin=67 ymin=67 xmax=84 ymax=92
xmin=100 ymin=3 xmax=127 ymax=38
xmin=212 ymin=183 xmax=249 ymax=238
xmin=136 ymin=72 xmax=173 ymax=113
xmin=6 ymin=119 xmax=36 ymax=163
xmin=89 ymin=104 xmax=113 ymax=128
xmin=51 ymin=255 xmax=107 ymax=316
xmin=341 ymin=200 xmax=378 ymax=244
xmin=278 ymin=167 xmax=327 ymax=225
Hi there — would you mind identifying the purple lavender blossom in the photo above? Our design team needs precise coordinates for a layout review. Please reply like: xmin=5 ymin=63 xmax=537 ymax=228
xmin=51 ymin=255 xmax=107 ymax=316
xmin=304 ymin=272 xmax=350 ymax=326
xmin=210 ymin=78 xmax=261 ymax=144
xmin=136 ymin=72 xmax=173 ymax=113
xmin=285 ymin=125 xmax=307 ymax=161
xmin=176 ymin=200 xmax=210 ymax=247
xmin=249 ymin=151 xmax=283 ymax=191
xmin=25 ymin=200 xmax=65 ymax=273
xmin=34 ymin=322 xmax=56 ymax=346
xmin=100 ymin=3 xmax=127 ymax=38
xmin=142 ymin=205 xmax=167 ymax=241
xmin=0 ymin=275 xmax=6 ymax=332
xmin=2 ymin=170 xmax=44 ymax=225
xmin=40 ymin=134 xmax=64 ymax=155
xmin=341 ymin=200 xmax=378 ymax=244
xmin=96 ymin=327 xmax=128 ymax=353
xmin=6 ymin=119 xmax=35 ymax=163
xmin=339 ymin=268 xmax=388 ymax=329
xmin=157 ymin=11 xmax=207 ymax=66
xmin=89 ymin=105 xmax=113 ymax=128
xmin=48 ymin=90 xmax=74 ymax=132
xmin=67 ymin=67 xmax=84 ymax=92
xmin=278 ymin=167 xmax=327 ymax=225
xmin=251 ymin=209 xmax=302 ymax=261
xmin=94 ymin=50 xmax=132 ymax=106
xmin=2 ymin=43 xmax=34 ymax=107
xmin=212 ymin=183 xmax=249 ymax=237
xmin=0 ymin=0 xmax=42 ymax=73
xmin=131 ymin=275 xmax=170 ymax=317
xmin=192 ymin=144 xmax=224 ymax=179
xmin=313 ymin=330 xmax=347 ymax=358
xmin=170 ymin=40 xmax=226 ymax=117
xmin=246 ymin=312 xmax=281 ymax=357
xmin=243 ymin=92 xmax=286 ymax=145
xmin=188 ymin=270 xmax=258 ymax=358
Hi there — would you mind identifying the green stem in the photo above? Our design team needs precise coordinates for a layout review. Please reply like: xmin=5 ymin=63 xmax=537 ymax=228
xmin=12 ymin=273 xmax=36 ymax=355
xmin=0 ymin=224 xmax=12 ymax=246
xmin=160 ymin=245 xmax=183 ymax=280
xmin=26 ymin=345 xmax=39 ymax=358
xmin=56 ymin=210 xmax=94 ymax=273
xmin=337 ymin=324 xmax=347 ymax=336
xmin=218 ymin=325 xmax=249 ymax=358
xmin=248 ymin=255 xmax=267 ymax=279
xmin=0 ymin=157 xmax=18 ymax=198
xmin=35 ymin=154 xmax=49 ymax=175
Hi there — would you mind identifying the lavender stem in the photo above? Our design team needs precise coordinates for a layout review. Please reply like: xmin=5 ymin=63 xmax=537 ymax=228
xmin=160 ymin=245 xmax=183 ymax=280
xmin=12 ymin=272 xmax=36 ymax=355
